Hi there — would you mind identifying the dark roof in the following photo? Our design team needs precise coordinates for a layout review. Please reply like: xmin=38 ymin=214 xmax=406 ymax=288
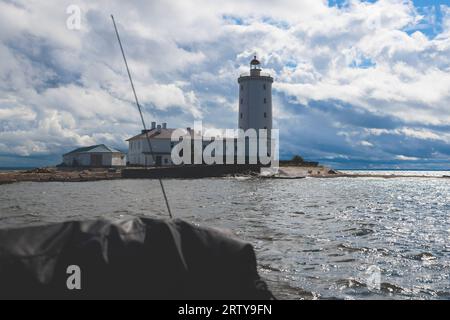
xmin=250 ymin=55 xmax=260 ymax=65
xmin=63 ymin=144 xmax=123 ymax=156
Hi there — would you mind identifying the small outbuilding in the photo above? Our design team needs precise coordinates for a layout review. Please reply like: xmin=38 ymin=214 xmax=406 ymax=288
xmin=62 ymin=144 xmax=126 ymax=167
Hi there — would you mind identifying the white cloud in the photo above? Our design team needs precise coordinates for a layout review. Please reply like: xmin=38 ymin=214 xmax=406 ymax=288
xmin=395 ymin=155 xmax=419 ymax=161
xmin=365 ymin=127 xmax=450 ymax=143
xmin=138 ymin=84 xmax=203 ymax=118
xmin=0 ymin=104 xmax=35 ymax=122
xmin=360 ymin=140 xmax=374 ymax=147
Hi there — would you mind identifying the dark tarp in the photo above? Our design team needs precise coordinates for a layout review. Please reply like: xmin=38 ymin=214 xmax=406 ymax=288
xmin=0 ymin=217 xmax=273 ymax=299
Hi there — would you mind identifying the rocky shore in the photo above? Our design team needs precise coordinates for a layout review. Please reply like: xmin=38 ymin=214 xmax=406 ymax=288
xmin=0 ymin=168 xmax=121 ymax=185
xmin=271 ymin=165 xmax=338 ymax=178
xmin=267 ymin=166 xmax=450 ymax=179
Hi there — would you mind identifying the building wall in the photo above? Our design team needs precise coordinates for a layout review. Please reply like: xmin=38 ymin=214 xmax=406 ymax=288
xmin=63 ymin=152 xmax=126 ymax=167
xmin=128 ymin=137 xmax=221 ymax=166
xmin=63 ymin=153 xmax=91 ymax=166
xmin=129 ymin=139 xmax=172 ymax=154
xmin=128 ymin=136 xmax=274 ymax=166
xmin=238 ymin=75 xmax=273 ymax=133
xmin=103 ymin=153 xmax=126 ymax=166
xmin=128 ymin=138 xmax=173 ymax=166
xmin=111 ymin=154 xmax=126 ymax=166
xmin=142 ymin=154 xmax=172 ymax=166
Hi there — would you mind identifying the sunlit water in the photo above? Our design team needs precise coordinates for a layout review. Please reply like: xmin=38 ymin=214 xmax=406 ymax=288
xmin=342 ymin=170 xmax=450 ymax=177
xmin=1 ymin=176 xmax=449 ymax=299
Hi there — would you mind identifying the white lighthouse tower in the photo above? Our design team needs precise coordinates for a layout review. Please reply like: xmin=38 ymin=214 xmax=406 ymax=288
xmin=238 ymin=56 xmax=273 ymax=133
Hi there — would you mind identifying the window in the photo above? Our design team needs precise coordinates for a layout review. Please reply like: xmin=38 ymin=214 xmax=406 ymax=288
xmin=263 ymin=84 xmax=266 ymax=90
xmin=264 ymin=112 xmax=267 ymax=118
xmin=264 ymin=98 xmax=267 ymax=103
xmin=240 ymin=98 xmax=243 ymax=104
xmin=240 ymin=85 xmax=243 ymax=91
xmin=164 ymin=158 xmax=168 ymax=164
xmin=240 ymin=113 xmax=243 ymax=119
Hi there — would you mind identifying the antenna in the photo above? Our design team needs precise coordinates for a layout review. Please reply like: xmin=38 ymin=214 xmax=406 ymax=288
xmin=111 ymin=15 xmax=173 ymax=219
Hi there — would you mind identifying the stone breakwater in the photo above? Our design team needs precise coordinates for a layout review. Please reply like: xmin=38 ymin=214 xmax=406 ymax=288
xmin=0 ymin=168 xmax=121 ymax=185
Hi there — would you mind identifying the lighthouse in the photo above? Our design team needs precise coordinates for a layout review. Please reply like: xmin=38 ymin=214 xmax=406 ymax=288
xmin=237 ymin=56 xmax=274 ymax=164
xmin=238 ymin=56 xmax=273 ymax=133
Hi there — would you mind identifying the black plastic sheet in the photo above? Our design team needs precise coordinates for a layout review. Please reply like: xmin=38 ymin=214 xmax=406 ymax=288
xmin=0 ymin=217 xmax=273 ymax=299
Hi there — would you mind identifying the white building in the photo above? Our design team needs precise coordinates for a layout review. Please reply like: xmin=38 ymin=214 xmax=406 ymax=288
xmin=238 ymin=56 xmax=274 ymax=162
xmin=127 ymin=122 xmax=206 ymax=166
xmin=127 ymin=122 xmax=173 ymax=166
xmin=238 ymin=56 xmax=273 ymax=133
xmin=63 ymin=144 xmax=126 ymax=167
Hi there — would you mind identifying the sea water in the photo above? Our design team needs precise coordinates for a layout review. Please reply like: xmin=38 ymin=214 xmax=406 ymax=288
xmin=1 ymin=174 xmax=449 ymax=299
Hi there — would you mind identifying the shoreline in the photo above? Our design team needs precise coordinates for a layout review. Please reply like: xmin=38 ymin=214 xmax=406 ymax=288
xmin=1 ymin=166 xmax=449 ymax=185
xmin=0 ymin=168 xmax=122 ymax=185
xmin=267 ymin=166 xmax=450 ymax=179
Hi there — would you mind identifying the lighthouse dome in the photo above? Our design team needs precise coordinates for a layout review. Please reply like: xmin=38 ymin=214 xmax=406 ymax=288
xmin=250 ymin=56 xmax=260 ymax=66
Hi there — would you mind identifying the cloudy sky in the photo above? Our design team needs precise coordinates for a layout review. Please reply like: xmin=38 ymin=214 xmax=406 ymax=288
xmin=0 ymin=0 xmax=449 ymax=169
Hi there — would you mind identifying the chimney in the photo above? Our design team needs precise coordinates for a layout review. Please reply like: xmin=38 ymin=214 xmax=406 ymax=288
xmin=162 ymin=122 xmax=167 ymax=129
xmin=157 ymin=124 xmax=161 ymax=132
xmin=187 ymin=127 xmax=191 ymax=133
xmin=151 ymin=121 xmax=156 ymax=129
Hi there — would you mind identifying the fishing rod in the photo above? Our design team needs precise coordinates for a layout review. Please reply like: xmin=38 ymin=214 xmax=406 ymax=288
xmin=111 ymin=14 xmax=173 ymax=219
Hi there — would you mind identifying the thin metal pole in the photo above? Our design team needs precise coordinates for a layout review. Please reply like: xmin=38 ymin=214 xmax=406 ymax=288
xmin=111 ymin=15 xmax=173 ymax=219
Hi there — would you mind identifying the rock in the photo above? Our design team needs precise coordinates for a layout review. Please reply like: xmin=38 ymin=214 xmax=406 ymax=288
xmin=25 ymin=168 xmax=54 ymax=174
